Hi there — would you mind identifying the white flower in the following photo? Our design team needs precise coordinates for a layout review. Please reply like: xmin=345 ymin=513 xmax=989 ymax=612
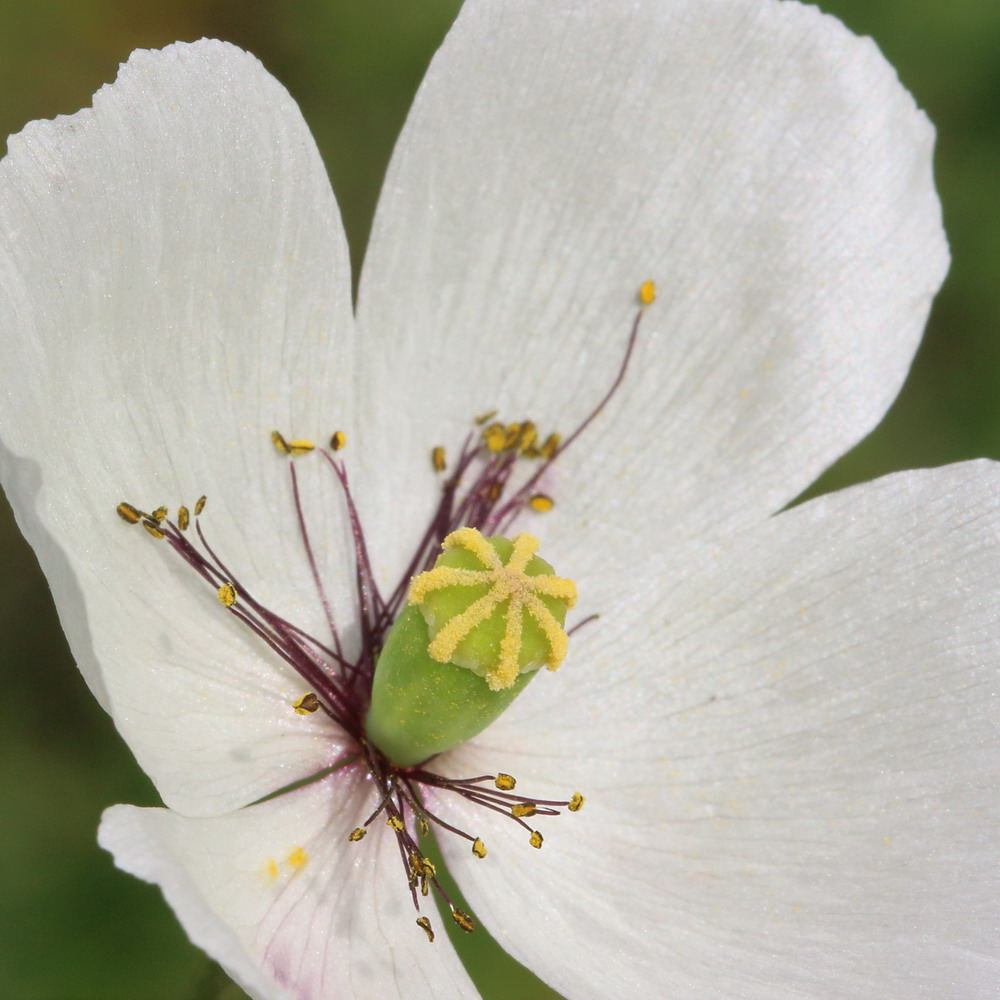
xmin=0 ymin=0 xmax=996 ymax=997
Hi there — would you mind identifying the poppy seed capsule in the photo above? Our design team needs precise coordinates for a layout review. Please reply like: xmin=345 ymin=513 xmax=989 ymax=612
xmin=365 ymin=528 xmax=576 ymax=767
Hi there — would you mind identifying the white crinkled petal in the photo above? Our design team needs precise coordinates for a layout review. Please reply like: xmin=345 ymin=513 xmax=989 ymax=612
xmin=0 ymin=40 xmax=358 ymax=815
xmin=355 ymin=0 xmax=948 ymax=587
xmin=437 ymin=462 xmax=1000 ymax=998
xmin=99 ymin=771 xmax=480 ymax=1000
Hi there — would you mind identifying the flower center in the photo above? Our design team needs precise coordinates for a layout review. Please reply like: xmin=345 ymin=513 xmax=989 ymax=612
xmin=115 ymin=281 xmax=655 ymax=940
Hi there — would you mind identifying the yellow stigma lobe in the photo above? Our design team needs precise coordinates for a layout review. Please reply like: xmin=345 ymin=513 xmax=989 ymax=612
xmin=407 ymin=527 xmax=577 ymax=691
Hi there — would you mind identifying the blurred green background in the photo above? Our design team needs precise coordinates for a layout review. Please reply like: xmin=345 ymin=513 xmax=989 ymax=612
xmin=0 ymin=1 xmax=997 ymax=997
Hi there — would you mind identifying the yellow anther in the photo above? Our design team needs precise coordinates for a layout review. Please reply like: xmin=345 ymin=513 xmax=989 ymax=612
xmin=416 ymin=917 xmax=435 ymax=943
xmin=292 ymin=693 xmax=320 ymax=715
xmin=518 ymin=421 xmax=538 ymax=453
xmin=409 ymin=527 xmax=577 ymax=690
xmin=483 ymin=421 xmax=507 ymax=452
xmin=568 ymin=792 xmax=585 ymax=813
xmin=177 ymin=506 xmax=190 ymax=532
xmin=194 ymin=495 xmax=207 ymax=516
xmin=387 ymin=815 xmax=405 ymax=832
xmin=529 ymin=493 xmax=554 ymax=513
xmin=451 ymin=909 xmax=475 ymax=934
xmin=287 ymin=439 xmax=315 ymax=455
xmin=330 ymin=430 xmax=346 ymax=452
xmin=288 ymin=846 xmax=308 ymax=869
xmin=143 ymin=522 xmax=165 ymax=540
xmin=418 ymin=817 xmax=430 ymax=837
xmin=271 ymin=429 xmax=291 ymax=455
xmin=471 ymin=838 xmax=488 ymax=859
xmin=348 ymin=827 xmax=367 ymax=842
xmin=511 ymin=802 xmax=537 ymax=818
xmin=495 ymin=773 xmax=517 ymax=791
xmin=540 ymin=432 xmax=562 ymax=459
xmin=475 ymin=409 xmax=498 ymax=426
xmin=503 ymin=422 xmax=522 ymax=450
xmin=639 ymin=279 xmax=657 ymax=305
xmin=529 ymin=831 xmax=544 ymax=849
xmin=116 ymin=502 xmax=142 ymax=524
xmin=421 ymin=858 xmax=437 ymax=878
xmin=150 ymin=506 xmax=168 ymax=522
xmin=431 ymin=446 xmax=446 ymax=472
xmin=217 ymin=582 xmax=237 ymax=607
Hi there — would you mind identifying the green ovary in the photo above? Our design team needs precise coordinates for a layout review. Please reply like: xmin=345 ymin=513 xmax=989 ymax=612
xmin=364 ymin=529 xmax=576 ymax=768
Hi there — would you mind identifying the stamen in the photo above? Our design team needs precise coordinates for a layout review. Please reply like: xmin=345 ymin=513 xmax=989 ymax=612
xmin=151 ymin=506 xmax=168 ymax=523
xmin=529 ymin=831 xmax=544 ymax=849
xmin=177 ymin=505 xmax=190 ymax=531
xmin=292 ymin=693 xmax=320 ymax=715
xmin=511 ymin=803 xmax=537 ymax=818
xmin=142 ymin=522 xmax=165 ymax=540
xmin=116 ymin=502 xmax=142 ymax=524
xmin=528 ymin=493 xmax=554 ymax=513
xmin=431 ymin=446 xmax=446 ymax=473
xmin=471 ymin=838 xmax=488 ymax=858
xmin=329 ymin=430 xmax=346 ymax=452
xmin=194 ymin=495 xmax=207 ymax=516
xmin=416 ymin=917 xmax=435 ymax=943
xmin=639 ymin=278 xmax=657 ymax=305
xmin=495 ymin=773 xmax=516 ymax=791
xmin=568 ymin=792 xmax=585 ymax=812
xmin=451 ymin=909 xmax=475 ymax=934
xmin=348 ymin=828 xmax=367 ymax=842
xmin=217 ymin=582 xmax=238 ymax=607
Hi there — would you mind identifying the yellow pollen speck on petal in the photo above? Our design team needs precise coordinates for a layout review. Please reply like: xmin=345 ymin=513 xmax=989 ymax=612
xmin=639 ymin=279 xmax=657 ymax=305
xmin=348 ymin=827 xmax=367 ymax=842
xmin=287 ymin=439 xmax=315 ymax=455
xmin=495 ymin=773 xmax=516 ymax=791
xmin=151 ymin=506 xmax=168 ymax=523
xmin=471 ymin=838 xmax=487 ymax=858
xmin=387 ymin=815 xmax=405 ymax=832
xmin=217 ymin=582 xmax=237 ymax=607
xmin=512 ymin=802 xmax=537 ymax=818
xmin=263 ymin=858 xmax=278 ymax=883
xmin=194 ymin=495 xmax=207 ymax=516
xmin=529 ymin=831 xmax=544 ymax=849
xmin=330 ymin=430 xmax=346 ymax=451
xmin=452 ymin=909 xmax=475 ymax=934
xmin=431 ymin=446 xmax=446 ymax=472
xmin=292 ymin=693 xmax=320 ymax=715
xmin=529 ymin=493 xmax=554 ymax=513
xmin=142 ymin=522 xmax=165 ymax=540
xmin=177 ymin=506 xmax=190 ymax=531
xmin=568 ymin=792 xmax=585 ymax=812
xmin=288 ymin=847 xmax=308 ymax=869
xmin=271 ymin=429 xmax=291 ymax=454
xmin=416 ymin=917 xmax=435 ymax=943
xmin=116 ymin=502 xmax=142 ymax=524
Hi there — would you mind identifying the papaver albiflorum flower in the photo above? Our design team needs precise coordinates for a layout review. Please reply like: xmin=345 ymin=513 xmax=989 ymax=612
xmin=0 ymin=0 xmax=997 ymax=996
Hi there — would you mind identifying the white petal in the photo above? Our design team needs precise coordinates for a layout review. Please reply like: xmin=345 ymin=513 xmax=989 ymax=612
xmin=0 ymin=41 xmax=359 ymax=814
xmin=99 ymin=773 xmax=480 ymax=1000
xmin=355 ymin=0 xmax=947 ymax=581
xmin=438 ymin=462 xmax=1000 ymax=998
